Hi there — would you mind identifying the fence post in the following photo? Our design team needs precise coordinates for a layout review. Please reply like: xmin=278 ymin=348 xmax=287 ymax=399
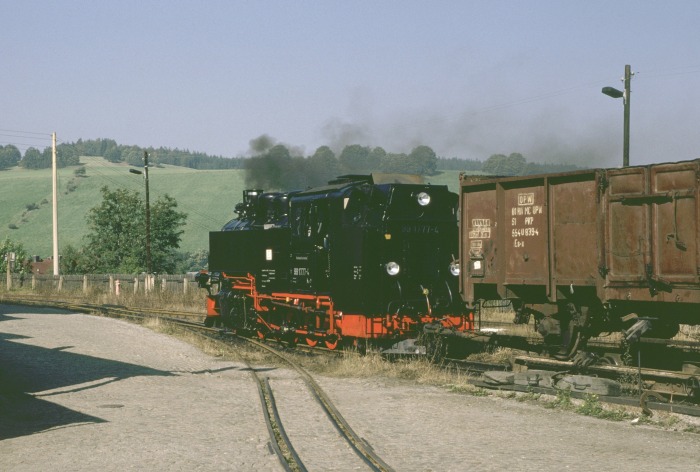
xmin=134 ymin=277 xmax=139 ymax=294
xmin=183 ymin=277 xmax=188 ymax=294
xmin=109 ymin=275 xmax=114 ymax=294
xmin=83 ymin=275 xmax=88 ymax=294
xmin=58 ymin=276 xmax=64 ymax=291
xmin=32 ymin=274 xmax=36 ymax=291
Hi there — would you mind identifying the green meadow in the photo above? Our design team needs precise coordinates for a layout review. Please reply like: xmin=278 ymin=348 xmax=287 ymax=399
xmin=0 ymin=156 xmax=463 ymax=259
xmin=0 ymin=157 xmax=245 ymax=258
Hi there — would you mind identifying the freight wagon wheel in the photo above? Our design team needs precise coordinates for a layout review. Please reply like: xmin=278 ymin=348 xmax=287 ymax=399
xmin=324 ymin=335 xmax=340 ymax=350
xmin=257 ymin=329 xmax=267 ymax=340
xmin=305 ymin=337 xmax=318 ymax=347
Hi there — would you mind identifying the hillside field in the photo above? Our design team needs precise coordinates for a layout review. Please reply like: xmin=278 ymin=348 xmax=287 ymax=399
xmin=0 ymin=156 xmax=463 ymax=259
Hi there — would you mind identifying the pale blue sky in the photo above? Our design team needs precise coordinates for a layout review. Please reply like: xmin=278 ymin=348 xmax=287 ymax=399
xmin=2 ymin=0 xmax=699 ymax=167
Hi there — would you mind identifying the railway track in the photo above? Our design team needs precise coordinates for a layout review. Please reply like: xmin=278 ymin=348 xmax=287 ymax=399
xmin=174 ymin=320 xmax=394 ymax=471
xmin=240 ymin=337 xmax=394 ymax=472
xmin=3 ymin=295 xmax=700 ymax=421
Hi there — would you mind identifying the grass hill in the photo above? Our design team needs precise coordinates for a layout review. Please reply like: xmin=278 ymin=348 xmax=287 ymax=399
xmin=0 ymin=156 xmax=463 ymax=260
xmin=0 ymin=157 xmax=245 ymax=258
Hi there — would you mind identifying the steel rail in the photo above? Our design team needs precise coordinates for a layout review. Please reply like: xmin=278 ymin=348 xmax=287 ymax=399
xmin=242 ymin=337 xmax=394 ymax=472
xmin=4 ymin=295 xmax=699 ymax=420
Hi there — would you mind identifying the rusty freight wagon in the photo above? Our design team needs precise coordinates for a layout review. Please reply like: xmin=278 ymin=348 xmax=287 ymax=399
xmin=459 ymin=159 xmax=700 ymax=358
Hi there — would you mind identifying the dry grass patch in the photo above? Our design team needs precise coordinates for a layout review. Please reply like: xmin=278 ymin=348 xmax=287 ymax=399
xmin=302 ymin=349 xmax=485 ymax=395
xmin=465 ymin=346 xmax=516 ymax=365
xmin=97 ymin=289 xmax=207 ymax=313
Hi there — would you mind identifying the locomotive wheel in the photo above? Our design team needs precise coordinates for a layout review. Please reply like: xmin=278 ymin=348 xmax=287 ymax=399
xmin=305 ymin=337 xmax=318 ymax=347
xmin=324 ymin=335 xmax=340 ymax=350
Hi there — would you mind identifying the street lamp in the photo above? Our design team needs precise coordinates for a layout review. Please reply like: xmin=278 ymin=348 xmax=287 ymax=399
xmin=602 ymin=64 xmax=633 ymax=167
xmin=129 ymin=151 xmax=152 ymax=274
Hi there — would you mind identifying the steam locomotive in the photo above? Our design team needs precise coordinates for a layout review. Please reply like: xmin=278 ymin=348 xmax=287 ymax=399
xmin=197 ymin=174 xmax=471 ymax=349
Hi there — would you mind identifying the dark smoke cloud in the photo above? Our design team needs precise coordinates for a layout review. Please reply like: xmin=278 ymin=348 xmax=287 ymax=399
xmin=317 ymin=102 xmax=621 ymax=169
xmin=248 ymin=134 xmax=277 ymax=155
xmin=248 ymin=134 xmax=306 ymax=158
xmin=320 ymin=118 xmax=372 ymax=154
xmin=244 ymin=138 xmax=340 ymax=192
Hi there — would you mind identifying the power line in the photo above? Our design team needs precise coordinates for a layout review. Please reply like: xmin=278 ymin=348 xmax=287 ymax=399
xmin=0 ymin=128 xmax=51 ymax=137
xmin=0 ymin=140 xmax=50 ymax=149
xmin=635 ymin=65 xmax=700 ymax=79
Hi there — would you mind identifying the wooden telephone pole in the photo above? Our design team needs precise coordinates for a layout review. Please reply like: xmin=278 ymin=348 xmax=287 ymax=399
xmin=52 ymin=132 xmax=59 ymax=275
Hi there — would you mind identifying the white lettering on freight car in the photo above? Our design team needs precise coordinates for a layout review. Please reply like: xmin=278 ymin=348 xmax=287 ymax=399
xmin=471 ymin=218 xmax=491 ymax=227
xmin=518 ymin=193 xmax=535 ymax=205
xmin=510 ymin=194 xmax=542 ymax=248
xmin=469 ymin=218 xmax=491 ymax=256
xmin=469 ymin=218 xmax=492 ymax=240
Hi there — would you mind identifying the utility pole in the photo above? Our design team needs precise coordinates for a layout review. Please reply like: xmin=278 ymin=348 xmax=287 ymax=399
xmin=52 ymin=132 xmax=59 ymax=275
xmin=129 ymin=152 xmax=153 ymax=277
xmin=143 ymin=151 xmax=152 ymax=275
xmin=602 ymin=64 xmax=633 ymax=167
xmin=622 ymin=64 xmax=632 ymax=168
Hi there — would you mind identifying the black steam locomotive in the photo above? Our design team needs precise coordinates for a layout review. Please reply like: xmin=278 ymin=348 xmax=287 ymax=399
xmin=196 ymin=174 xmax=471 ymax=349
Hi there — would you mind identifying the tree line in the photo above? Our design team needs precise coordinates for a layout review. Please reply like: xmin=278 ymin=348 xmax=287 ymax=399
xmin=2 ymin=138 xmax=580 ymax=181
xmin=244 ymin=145 xmax=580 ymax=191
xmin=244 ymin=143 xmax=441 ymax=190
xmin=0 ymin=139 xmax=246 ymax=171
xmin=439 ymin=153 xmax=579 ymax=175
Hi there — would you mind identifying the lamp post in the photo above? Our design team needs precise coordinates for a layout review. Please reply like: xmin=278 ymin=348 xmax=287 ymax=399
xmin=602 ymin=64 xmax=633 ymax=167
xmin=129 ymin=151 xmax=152 ymax=274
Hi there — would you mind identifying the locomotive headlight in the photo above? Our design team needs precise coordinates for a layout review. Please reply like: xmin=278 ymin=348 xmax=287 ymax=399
xmin=385 ymin=261 xmax=401 ymax=276
xmin=449 ymin=261 xmax=460 ymax=276
xmin=416 ymin=191 xmax=431 ymax=206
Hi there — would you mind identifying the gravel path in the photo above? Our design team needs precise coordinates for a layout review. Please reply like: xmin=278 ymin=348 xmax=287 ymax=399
xmin=1 ymin=305 xmax=699 ymax=471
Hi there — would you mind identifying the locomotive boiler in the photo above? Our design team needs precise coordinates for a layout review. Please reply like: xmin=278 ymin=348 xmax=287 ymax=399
xmin=197 ymin=174 xmax=470 ymax=349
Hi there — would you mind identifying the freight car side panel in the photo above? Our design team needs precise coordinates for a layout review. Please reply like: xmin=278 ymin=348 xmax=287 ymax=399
xmin=461 ymin=184 xmax=498 ymax=302
xmin=651 ymin=162 xmax=699 ymax=285
xmin=549 ymin=175 xmax=598 ymax=287
xmin=605 ymin=166 xmax=649 ymax=284
xmin=603 ymin=159 xmax=700 ymax=303
xmin=461 ymin=171 xmax=599 ymax=306
xmin=503 ymin=182 xmax=547 ymax=285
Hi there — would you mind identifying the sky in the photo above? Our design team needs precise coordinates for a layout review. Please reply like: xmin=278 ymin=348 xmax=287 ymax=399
xmin=2 ymin=0 xmax=700 ymax=168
